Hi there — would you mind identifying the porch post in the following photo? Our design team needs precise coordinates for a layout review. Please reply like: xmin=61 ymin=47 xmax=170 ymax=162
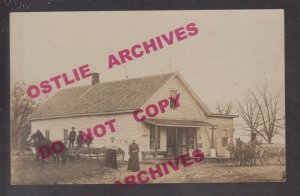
xmin=212 ymin=127 xmax=214 ymax=148
xmin=211 ymin=126 xmax=216 ymax=148
xmin=175 ymin=127 xmax=178 ymax=156
xmin=154 ymin=125 xmax=158 ymax=158
xmin=195 ymin=128 xmax=197 ymax=149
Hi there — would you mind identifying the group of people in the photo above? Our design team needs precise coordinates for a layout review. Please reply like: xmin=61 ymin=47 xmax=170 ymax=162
xmin=68 ymin=127 xmax=140 ymax=172
xmin=104 ymin=137 xmax=140 ymax=172
xmin=68 ymin=127 xmax=93 ymax=148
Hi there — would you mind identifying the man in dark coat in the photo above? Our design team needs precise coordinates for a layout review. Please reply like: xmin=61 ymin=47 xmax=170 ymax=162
xmin=68 ymin=127 xmax=76 ymax=148
xmin=127 ymin=140 xmax=140 ymax=172
xmin=77 ymin=131 xmax=83 ymax=148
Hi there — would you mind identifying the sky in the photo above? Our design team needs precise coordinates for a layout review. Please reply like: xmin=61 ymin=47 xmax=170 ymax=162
xmin=10 ymin=10 xmax=285 ymax=143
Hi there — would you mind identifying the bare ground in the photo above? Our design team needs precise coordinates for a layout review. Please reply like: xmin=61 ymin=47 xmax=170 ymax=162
xmin=11 ymin=156 xmax=285 ymax=185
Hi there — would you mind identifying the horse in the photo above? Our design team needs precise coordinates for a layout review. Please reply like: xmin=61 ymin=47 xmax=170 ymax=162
xmin=235 ymin=138 xmax=257 ymax=166
xmin=27 ymin=130 xmax=68 ymax=165
xmin=227 ymin=139 xmax=240 ymax=166
xmin=227 ymin=133 xmax=259 ymax=166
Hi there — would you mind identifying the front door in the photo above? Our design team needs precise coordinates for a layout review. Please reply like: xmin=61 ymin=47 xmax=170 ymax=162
xmin=167 ymin=127 xmax=196 ymax=157
xmin=176 ymin=129 xmax=184 ymax=156
xmin=166 ymin=128 xmax=176 ymax=157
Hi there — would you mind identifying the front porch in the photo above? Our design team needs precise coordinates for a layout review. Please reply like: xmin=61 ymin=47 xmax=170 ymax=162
xmin=141 ymin=118 xmax=213 ymax=161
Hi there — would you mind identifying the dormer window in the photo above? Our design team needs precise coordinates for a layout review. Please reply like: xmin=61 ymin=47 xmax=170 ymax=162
xmin=170 ymin=90 xmax=177 ymax=109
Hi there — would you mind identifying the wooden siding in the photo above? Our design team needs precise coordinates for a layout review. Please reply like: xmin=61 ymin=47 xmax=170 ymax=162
xmin=141 ymin=76 xmax=206 ymax=121
xmin=206 ymin=116 xmax=234 ymax=157
xmin=31 ymin=113 xmax=141 ymax=160
xmin=197 ymin=127 xmax=211 ymax=156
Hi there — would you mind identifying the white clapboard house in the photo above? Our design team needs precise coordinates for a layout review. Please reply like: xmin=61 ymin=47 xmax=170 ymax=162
xmin=29 ymin=72 xmax=237 ymax=161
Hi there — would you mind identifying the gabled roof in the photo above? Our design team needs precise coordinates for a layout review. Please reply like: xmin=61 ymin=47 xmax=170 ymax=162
xmin=29 ymin=72 xmax=176 ymax=120
xmin=29 ymin=71 xmax=236 ymax=121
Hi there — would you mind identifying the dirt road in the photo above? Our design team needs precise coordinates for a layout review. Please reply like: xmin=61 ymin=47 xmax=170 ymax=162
xmin=11 ymin=156 xmax=285 ymax=185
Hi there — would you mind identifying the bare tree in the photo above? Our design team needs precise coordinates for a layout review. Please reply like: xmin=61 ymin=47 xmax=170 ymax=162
xmin=237 ymin=95 xmax=261 ymax=136
xmin=10 ymin=82 xmax=47 ymax=152
xmin=237 ymin=84 xmax=284 ymax=144
xmin=215 ymin=102 xmax=233 ymax=115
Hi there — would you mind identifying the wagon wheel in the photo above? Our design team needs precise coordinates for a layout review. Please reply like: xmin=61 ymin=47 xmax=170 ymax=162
xmin=117 ymin=153 xmax=125 ymax=165
xmin=269 ymin=154 xmax=277 ymax=165
xmin=97 ymin=152 xmax=106 ymax=164
xmin=226 ymin=156 xmax=233 ymax=166
xmin=278 ymin=147 xmax=285 ymax=165
xmin=75 ymin=148 xmax=91 ymax=161
xmin=260 ymin=150 xmax=270 ymax=165
xmin=234 ymin=155 xmax=241 ymax=166
xmin=68 ymin=150 xmax=77 ymax=161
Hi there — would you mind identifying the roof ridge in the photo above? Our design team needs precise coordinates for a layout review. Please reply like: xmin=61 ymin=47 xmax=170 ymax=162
xmin=58 ymin=84 xmax=91 ymax=92
xmin=94 ymin=71 xmax=178 ymax=86
xmin=57 ymin=71 xmax=178 ymax=92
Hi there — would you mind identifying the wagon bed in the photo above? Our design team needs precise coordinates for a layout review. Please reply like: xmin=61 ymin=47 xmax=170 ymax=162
xmin=67 ymin=146 xmax=125 ymax=165
xmin=258 ymin=144 xmax=285 ymax=165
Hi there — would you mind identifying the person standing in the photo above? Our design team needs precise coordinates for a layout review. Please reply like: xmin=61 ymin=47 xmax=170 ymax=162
xmin=105 ymin=137 xmax=118 ymax=169
xmin=68 ymin=127 xmax=76 ymax=148
xmin=77 ymin=131 xmax=83 ymax=148
xmin=127 ymin=140 xmax=140 ymax=172
xmin=85 ymin=133 xmax=93 ymax=149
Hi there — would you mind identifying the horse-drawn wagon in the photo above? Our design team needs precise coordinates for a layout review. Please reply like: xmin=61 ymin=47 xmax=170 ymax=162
xmin=26 ymin=131 xmax=125 ymax=165
xmin=227 ymin=136 xmax=285 ymax=166
xmin=258 ymin=144 xmax=285 ymax=165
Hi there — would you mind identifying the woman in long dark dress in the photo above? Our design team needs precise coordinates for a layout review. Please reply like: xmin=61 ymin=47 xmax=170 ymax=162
xmin=127 ymin=140 xmax=140 ymax=172
xmin=105 ymin=137 xmax=118 ymax=169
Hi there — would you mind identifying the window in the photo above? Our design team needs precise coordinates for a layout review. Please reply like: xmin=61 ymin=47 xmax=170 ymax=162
xmin=170 ymin=90 xmax=178 ymax=109
xmin=222 ymin=128 xmax=228 ymax=147
xmin=186 ymin=129 xmax=195 ymax=149
xmin=150 ymin=126 xmax=160 ymax=150
xmin=45 ymin=130 xmax=50 ymax=139
xmin=222 ymin=137 xmax=228 ymax=147
xmin=222 ymin=128 xmax=228 ymax=137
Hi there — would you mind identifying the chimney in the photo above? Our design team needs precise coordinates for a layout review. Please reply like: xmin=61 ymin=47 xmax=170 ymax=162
xmin=92 ymin=72 xmax=99 ymax=85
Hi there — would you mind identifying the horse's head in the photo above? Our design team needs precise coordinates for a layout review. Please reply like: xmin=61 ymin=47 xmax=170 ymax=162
xmin=29 ymin=132 xmax=37 ymax=140
xmin=27 ymin=130 xmax=45 ymax=147
xmin=235 ymin=138 xmax=242 ymax=150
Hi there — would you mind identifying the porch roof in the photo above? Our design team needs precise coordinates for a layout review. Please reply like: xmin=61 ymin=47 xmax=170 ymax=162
xmin=144 ymin=118 xmax=213 ymax=127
